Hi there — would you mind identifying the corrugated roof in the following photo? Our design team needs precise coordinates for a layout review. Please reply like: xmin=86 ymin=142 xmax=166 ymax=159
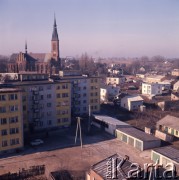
xmin=92 ymin=154 xmax=133 ymax=179
xmin=153 ymin=146 xmax=179 ymax=164
xmin=157 ymin=115 xmax=179 ymax=131
xmin=117 ymin=127 xmax=160 ymax=142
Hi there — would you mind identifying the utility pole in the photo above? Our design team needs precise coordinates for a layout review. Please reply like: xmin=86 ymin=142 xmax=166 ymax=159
xmin=75 ymin=117 xmax=83 ymax=149
xmin=87 ymin=104 xmax=91 ymax=133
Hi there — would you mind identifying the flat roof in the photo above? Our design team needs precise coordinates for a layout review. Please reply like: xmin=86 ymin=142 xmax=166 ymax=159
xmin=93 ymin=115 xmax=130 ymax=126
xmin=123 ymin=95 xmax=143 ymax=102
xmin=157 ymin=115 xmax=179 ymax=131
xmin=0 ymin=88 xmax=22 ymax=93
xmin=153 ymin=146 xmax=179 ymax=164
xmin=116 ymin=127 xmax=160 ymax=142
xmin=92 ymin=154 xmax=133 ymax=179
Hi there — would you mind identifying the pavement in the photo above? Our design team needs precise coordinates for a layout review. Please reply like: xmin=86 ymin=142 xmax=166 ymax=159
xmin=0 ymin=126 xmax=153 ymax=179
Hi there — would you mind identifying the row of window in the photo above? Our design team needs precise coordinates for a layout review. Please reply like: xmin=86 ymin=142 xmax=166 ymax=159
xmin=56 ymin=84 xmax=69 ymax=90
xmin=56 ymin=93 xmax=69 ymax=98
xmin=90 ymin=92 xmax=98 ymax=96
xmin=0 ymin=94 xmax=18 ymax=101
xmin=57 ymin=109 xmax=69 ymax=115
xmin=58 ymin=118 xmax=69 ymax=123
xmin=0 ymin=117 xmax=19 ymax=125
xmin=1 ymin=128 xmax=19 ymax=136
xmin=1 ymin=138 xmax=20 ymax=147
xmin=0 ymin=105 xmax=18 ymax=113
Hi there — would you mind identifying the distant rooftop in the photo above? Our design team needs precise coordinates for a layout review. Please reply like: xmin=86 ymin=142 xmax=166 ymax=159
xmin=157 ymin=115 xmax=179 ymax=131
xmin=123 ymin=95 xmax=143 ymax=102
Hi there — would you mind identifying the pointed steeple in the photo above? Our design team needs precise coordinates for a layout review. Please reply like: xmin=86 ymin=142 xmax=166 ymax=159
xmin=25 ymin=40 xmax=27 ymax=54
xmin=52 ymin=13 xmax=59 ymax=41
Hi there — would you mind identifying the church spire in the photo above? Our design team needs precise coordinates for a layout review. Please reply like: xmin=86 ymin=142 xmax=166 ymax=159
xmin=52 ymin=13 xmax=59 ymax=41
xmin=25 ymin=40 xmax=27 ymax=54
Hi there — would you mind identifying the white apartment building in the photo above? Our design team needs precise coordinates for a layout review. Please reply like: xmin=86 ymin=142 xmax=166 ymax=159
xmin=121 ymin=95 xmax=143 ymax=111
xmin=173 ymin=81 xmax=179 ymax=91
xmin=142 ymin=83 xmax=163 ymax=96
xmin=100 ymin=85 xmax=120 ymax=103
xmin=106 ymin=76 xmax=125 ymax=85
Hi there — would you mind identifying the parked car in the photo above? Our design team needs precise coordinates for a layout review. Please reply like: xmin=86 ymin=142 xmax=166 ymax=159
xmin=30 ymin=139 xmax=44 ymax=146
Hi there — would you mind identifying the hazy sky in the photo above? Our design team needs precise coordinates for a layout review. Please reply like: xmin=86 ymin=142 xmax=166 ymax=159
xmin=0 ymin=0 xmax=179 ymax=58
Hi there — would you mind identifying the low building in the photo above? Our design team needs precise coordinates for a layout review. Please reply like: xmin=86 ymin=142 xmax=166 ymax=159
xmin=106 ymin=76 xmax=125 ymax=85
xmin=116 ymin=127 xmax=161 ymax=151
xmin=0 ymin=88 xmax=24 ymax=153
xmin=173 ymin=81 xmax=179 ymax=91
xmin=100 ymin=85 xmax=120 ymax=102
xmin=171 ymin=92 xmax=179 ymax=101
xmin=92 ymin=115 xmax=130 ymax=135
xmin=86 ymin=154 xmax=138 ymax=180
xmin=156 ymin=115 xmax=179 ymax=138
xmin=171 ymin=69 xmax=179 ymax=76
xmin=142 ymin=82 xmax=162 ymax=96
xmin=144 ymin=75 xmax=166 ymax=83
xmin=120 ymin=95 xmax=143 ymax=111
xmin=151 ymin=146 xmax=179 ymax=171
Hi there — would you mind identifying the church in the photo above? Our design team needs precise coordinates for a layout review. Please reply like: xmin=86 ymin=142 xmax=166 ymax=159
xmin=7 ymin=16 xmax=61 ymax=74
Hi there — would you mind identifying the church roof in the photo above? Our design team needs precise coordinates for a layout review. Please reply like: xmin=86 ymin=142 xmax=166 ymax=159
xmin=9 ymin=53 xmax=18 ymax=62
xmin=29 ymin=53 xmax=51 ymax=62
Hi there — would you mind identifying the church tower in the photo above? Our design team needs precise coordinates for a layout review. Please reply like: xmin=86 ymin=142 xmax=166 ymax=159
xmin=51 ymin=15 xmax=60 ymax=61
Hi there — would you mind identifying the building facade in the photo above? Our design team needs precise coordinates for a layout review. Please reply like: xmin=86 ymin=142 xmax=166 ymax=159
xmin=0 ymin=88 xmax=23 ymax=153
xmin=142 ymin=82 xmax=163 ymax=96
xmin=106 ymin=76 xmax=125 ymax=85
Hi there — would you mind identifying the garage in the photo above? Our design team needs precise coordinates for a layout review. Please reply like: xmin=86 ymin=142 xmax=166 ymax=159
xmin=116 ymin=127 xmax=161 ymax=151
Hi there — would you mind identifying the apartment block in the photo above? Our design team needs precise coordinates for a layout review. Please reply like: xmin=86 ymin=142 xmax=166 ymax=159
xmin=0 ymin=88 xmax=23 ymax=153
xmin=106 ymin=76 xmax=125 ymax=85
xmin=13 ymin=80 xmax=71 ymax=132
xmin=59 ymin=73 xmax=100 ymax=116
xmin=142 ymin=82 xmax=163 ymax=96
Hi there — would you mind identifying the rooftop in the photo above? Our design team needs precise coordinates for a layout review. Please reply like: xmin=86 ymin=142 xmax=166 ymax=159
xmin=0 ymin=88 xmax=21 ymax=93
xmin=123 ymin=95 xmax=143 ymax=102
xmin=153 ymin=146 xmax=179 ymax=164
xmin=116 ymin=126 xmax=160 ymax=142
xmin=156 ymin=115 xmax=179 ymax=131
xmin=91 ymin=154 xmax=134 ymax=179
xmin=92 ymin=115 xmax=130 ymax=127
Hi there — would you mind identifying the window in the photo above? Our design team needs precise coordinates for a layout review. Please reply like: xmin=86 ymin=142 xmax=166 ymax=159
xmin=57 ymin=93 xmax=61 ymax=98
xmin=9 ymin=94 xmax=18 ymax=100
xmin=83 ymin=100 xmax=86 ymax=103
xmin=56 ymin=85 xmax=60 ymax=90
xmin=9 ymin=116 xmax=18 ymax=123
xmin=176 ymin=131 xmax=178 ymax=136
xmin=10 ymin=128 xmax=19 ymax=134
xmin=47 ymin=103 xmax=52 ymax=107
xmin=47 ymin=120 xmax=52 ymax=125
xmin=61 ymin=101 xmax=69 ymax=106
xmin=62 ymin=118 xmax=68 ymax=123
xmin=91 ymin=93 xmax=93 ymax=96
xmin=40 ymin=95 xmax=44 ymax=100
xmin=62 ymin=93 xmax=68 ymax=98
xmin=22 ymin=96 xmax=26 ymax=102
xmin=0 ymin=118 xmax=7 ymax=125
xmin=2 ymin=140 xmax=8 ymax=147
xmin=83 ymin=86 xmax=86 ymax=90
xmin=0 ymin=107 xmax=6 ymax=113
xmin=9 ymin=105 xmax=18 ymax=112
xmin=83 ymin=107 xmax=87 ymax=111
xmin=1 ymin=129 xmax=8 ymax=136
xmin=10 ymin=138 xmax=19 ymax=146
xmin=83 ymin=93 xmax=86 ymax=97
xmin=23 ymin=105 xmax=26 ymax=111
xmin=62 ymin=84 xmax=68 ymax=89
xmin=0 ymin=95 xmax=6 ymax=101
xmin=47 ymin=94 xmax=52 ymax=98
xmin=47 ymin=111 xmax=52 ymax=116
